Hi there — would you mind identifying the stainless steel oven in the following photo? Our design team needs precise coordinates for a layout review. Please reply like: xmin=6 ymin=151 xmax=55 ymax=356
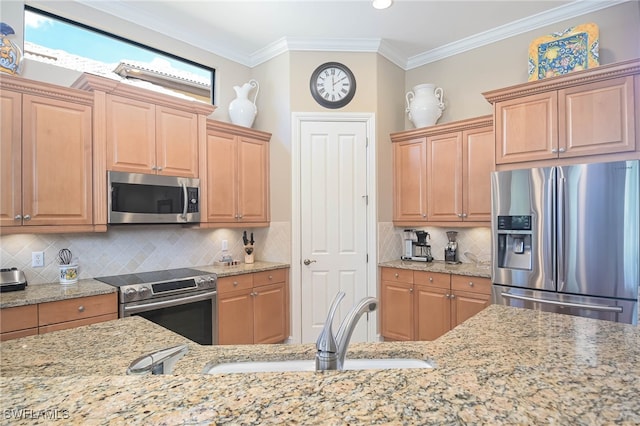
xmin=96 ymin=268 xmax=217 ymax=345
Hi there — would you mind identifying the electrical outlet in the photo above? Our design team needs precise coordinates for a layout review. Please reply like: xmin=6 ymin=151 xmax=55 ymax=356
xmin=32 ymin=251 xmax=44 ymax=267
xmin=221 ymin=240 xmax=228 ymax=251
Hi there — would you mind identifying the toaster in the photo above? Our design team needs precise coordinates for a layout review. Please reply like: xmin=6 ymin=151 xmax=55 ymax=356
xmin=0 ymin=268 xmax=27 ymax=292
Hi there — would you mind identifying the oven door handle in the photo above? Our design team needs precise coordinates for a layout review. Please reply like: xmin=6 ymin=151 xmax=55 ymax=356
xmin=181 ymin=182 xmax=188 ymax=220
xmin=123 ymin=290 xmax=217 ymax=315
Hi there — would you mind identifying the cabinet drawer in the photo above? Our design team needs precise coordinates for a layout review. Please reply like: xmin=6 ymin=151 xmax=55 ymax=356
xmin=414 ymin=271 xmax=450 ymax=289
xmin=253 ymin=268 xmax=287 ymax=287
xmin=0 ymin=304 xmax=38 ymax=333
xmin=381 ymin=268 xmax=414 ymax=284
xmin=217 ymin=274 xmax=253 ymax=294
xmin=39 ymin=313 xmax=118 ymax=334
xmin=38 ymin=293 xmax=117 ymax=326
xmin=1 ymin=327 xmax=38 ymax=341
xmin=451 ymin=275 xmax=492 ymax=295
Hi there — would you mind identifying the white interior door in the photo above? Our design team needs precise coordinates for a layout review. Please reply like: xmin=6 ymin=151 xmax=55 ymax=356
xmin=300 ymin=120 xmax=369 ymax=343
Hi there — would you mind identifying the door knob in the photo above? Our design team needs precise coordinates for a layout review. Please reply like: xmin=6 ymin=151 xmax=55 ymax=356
xmin=303 ymin=259 xmax=316 ymax=266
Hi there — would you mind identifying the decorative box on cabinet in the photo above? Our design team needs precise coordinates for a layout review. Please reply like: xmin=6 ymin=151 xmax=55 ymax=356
xmin=217 ymin=268 xmax=289 ymax=345
xmin=484 ymin=58 xmax=640 ymax=166
xmin=202 ymin=120 xmax=271 ymax=227
xmin=380 ymin=267 xmax=491 ymax=342
xmin=0 ymin=74 xmax=96 ymax=235
xmin=391 ymin=116 xmax=494 ymax=226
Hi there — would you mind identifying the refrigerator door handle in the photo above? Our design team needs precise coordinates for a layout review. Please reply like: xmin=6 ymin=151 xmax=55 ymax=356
xmin=556 ymin=168 xmax=566 ymax=292
xmin=500 ymin=292 xmax=623 ymax=313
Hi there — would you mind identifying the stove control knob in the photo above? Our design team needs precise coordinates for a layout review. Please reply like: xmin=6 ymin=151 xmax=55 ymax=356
xmin=138 ymin=286 xmax=151 ymax=298
xmin=124 ymin=288 xmax=137 ymax=301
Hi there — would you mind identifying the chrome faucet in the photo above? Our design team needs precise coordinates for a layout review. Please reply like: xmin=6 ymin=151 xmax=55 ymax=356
xmin=315 ymin=291 xmax=378 ymax=371
xmin=127 ymin=344 xmax=189 ymax=375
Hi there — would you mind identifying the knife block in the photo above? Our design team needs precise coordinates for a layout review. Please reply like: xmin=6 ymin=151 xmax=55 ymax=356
xmin=244 ymin=244 xmax=254 ymax=264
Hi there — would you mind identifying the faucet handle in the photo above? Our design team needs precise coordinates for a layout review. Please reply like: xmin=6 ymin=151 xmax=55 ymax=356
xmin=316 ymin=291 xmax=345 ymax=353
xmin=127 ymin=344 xmax=189 ymax=375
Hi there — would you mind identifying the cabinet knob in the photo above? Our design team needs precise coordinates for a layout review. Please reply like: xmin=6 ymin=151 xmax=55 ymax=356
xmin=23 ymin=215 xmax=31 ymax=221
xmin=151 ymin=166 xmax=157 ymax=171
xmin=409 ymin=287 xmax=413 ymax=293
xmin=157 ymin=166 xmax=163 ymax=171
xmin=457 ymin=213 xmax=463 ymax=218
xmin=551 ymin=148 xmax=558 ymax=154
xmin=450 ymin=294 xmax=456 ymax=299
xmin=468 ymin=281 xmax=474 ymax=287
xmin=429 ymin=277 xmax=433 ymax=282
xmin=78 ymin=305 xmax=85 ymax=312
xmin=445 ymin=293 xmax=450 ymax=298
xmin=394 ymin=273 xmax=399 ymax=278
xmin=14 ymin=214 xmax=22 ymax=221
xmin=233 ymin=281 xmax=239 ymax=286
xmin=461 ymin=213 xmax=467 ymax=218
xmin=422 ymin=214 xmax=427 ymax=218
xmin=558 ymin=147 xmax=566 ymax=153
xmin=268 ymin=275 xmax=273 ymax=280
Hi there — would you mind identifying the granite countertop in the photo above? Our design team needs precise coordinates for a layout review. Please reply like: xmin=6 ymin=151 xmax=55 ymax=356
xmin=0 ymin=261 xmax=290 ymax=309
xmin=1 ymin=305 xmax=639 ymax=424
xmin=379 ymin=259 xmax=491 ymax=278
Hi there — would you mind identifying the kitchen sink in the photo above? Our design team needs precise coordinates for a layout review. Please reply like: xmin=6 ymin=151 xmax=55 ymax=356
xmin=204 ymin=358 xmax=434 ymax=374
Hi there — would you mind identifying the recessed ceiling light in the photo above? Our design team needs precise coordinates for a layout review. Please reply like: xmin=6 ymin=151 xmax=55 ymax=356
xmin=372 ymin=0 xmax=393 ymax=10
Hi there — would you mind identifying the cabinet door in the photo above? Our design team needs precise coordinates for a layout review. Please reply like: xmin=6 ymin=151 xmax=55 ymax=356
xmin=237 ymin=137 xmax=269 ymax=223
xmin=495 ymin=92 xmax=558 ymax=164
xmin=559 ymin=76 xmax=635 ymax=157
xmin=380 ymin=280 xmax=413 ymax=341
xmin=156 ymin=106 xmax=199 ymax=177
xmin=0 ymin=90 xmax=21 ymax=227
xmin=451 ymin=290 xmax=490 ymax=328
xmin=22 ymin=95 xmax=93 ymax=226
xmin=218 ymin=289 xmax=254 ymax=345
xmin=106 ymin=94 xmax=156 ymax=173
xmin=426 ymin=132 xmax=462 ymax=221
xmin=463 ymin=126 xmax=494 ymax=222
xmin=393 ymin=138 xmax=428 ymax=222
xmin=414 ymin=284 xmax=450 ymax=341
xmin=205 ymin=131 xmax=238 ymax=222
xmin=253 ymin=282 xmax=287 ymax=344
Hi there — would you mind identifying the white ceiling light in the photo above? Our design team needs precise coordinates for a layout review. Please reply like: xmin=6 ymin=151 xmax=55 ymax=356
xmin=372 ymin=0 xmax=393 ymax=10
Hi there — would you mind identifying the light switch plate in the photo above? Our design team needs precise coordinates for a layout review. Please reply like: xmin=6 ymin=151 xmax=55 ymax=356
xmin=221 ymin=240 xmax=228 ymax=251
xmin=32 ymin=251 xmax=44 ymax=267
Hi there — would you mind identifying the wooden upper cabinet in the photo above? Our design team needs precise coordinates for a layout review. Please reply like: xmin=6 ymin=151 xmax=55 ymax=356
xmin=485 ymin=59 xmax=640 ymax=165
xmin=392 ymin=116 xmax=493 ymax=226
xmin=105 ymin=95 xmax=199 ymax=177
xmin=0 ymin=89 xmax=22 ymax=228
xmin=392 ymin=137 xmax=428 ymax=223
xmin=203 ymin=120 xmax=271 ymax=227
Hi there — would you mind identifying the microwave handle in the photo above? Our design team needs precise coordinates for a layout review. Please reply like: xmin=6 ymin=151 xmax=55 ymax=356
xmin=181 ymin=182 xmax=188 ymax=220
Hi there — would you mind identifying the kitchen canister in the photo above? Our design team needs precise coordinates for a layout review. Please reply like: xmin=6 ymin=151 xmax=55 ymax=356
xmin=59 ymin=263 xmax=79 ymax=284
xmin=229 ymin=79 xmax=259 ymax=128
xmin=405 ymin=83 xmax=445 ymax=128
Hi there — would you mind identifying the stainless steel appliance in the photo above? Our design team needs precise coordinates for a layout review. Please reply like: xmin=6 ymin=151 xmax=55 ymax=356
xmin=108 ymin=171 xmax=200 ymax=224
xmin=401 ymin=229 xmax=433 ymax=262
xmin=0 ymin=268 xmax=27 ymax=292
xmin=444 ymin=231 xmax=459 ymax=264
xmin=491 ymin=160 xmax=639 ymax=324
xmin=96 ymin=268 xmax=217 ymax=344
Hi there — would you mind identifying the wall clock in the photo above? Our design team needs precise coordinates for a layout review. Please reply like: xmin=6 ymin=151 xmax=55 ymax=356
xmin=309 ymin=62 xmax=356 ymax=109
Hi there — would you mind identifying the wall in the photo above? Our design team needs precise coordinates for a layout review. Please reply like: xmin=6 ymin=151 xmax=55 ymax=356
xmin=405 ymin=1 xmax=640 ymax=126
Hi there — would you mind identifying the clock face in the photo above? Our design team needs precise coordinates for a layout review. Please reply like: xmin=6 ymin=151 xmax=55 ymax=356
xmin=310 ymin=62 xmax=356 ymax=109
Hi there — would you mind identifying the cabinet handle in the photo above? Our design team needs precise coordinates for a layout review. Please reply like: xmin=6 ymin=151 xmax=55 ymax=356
xmin=14 ymin=215 xmax=22 ymax=221
xmin=23 ymin=215 xmax=31 ymax=221
xmin=558 ymin=147 xmax=566 ymax=153
xmin=78 ymin=305 xmax=85 ymax=312
xmin=468 ymin=281 xmax=474 ymax=287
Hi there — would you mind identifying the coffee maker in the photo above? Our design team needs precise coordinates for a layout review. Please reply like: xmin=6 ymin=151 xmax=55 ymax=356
xmin=444 ymin=231 xmax=460 ymax=264
xmin=401 ymin=229 xmax=433 ymax=262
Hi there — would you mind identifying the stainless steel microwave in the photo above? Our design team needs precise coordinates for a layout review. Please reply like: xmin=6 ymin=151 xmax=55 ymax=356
xmin=108 ymin=171 xmax=200 ymax=224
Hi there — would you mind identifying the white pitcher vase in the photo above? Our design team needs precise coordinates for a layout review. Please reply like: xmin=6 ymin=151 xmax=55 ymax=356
xmin=229 ymin=79 xmax=259 ymax=128
xmin=405 ymin=83 xmax=445 ymax=128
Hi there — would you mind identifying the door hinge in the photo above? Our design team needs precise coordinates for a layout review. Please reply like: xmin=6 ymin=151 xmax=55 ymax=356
xmin=362 ymin=195 xmax=368 ymax=205
xmin=366 ymin=137 xmax=369 ymax=148
xmin=366 ymin=254 xmax=369 ymax=263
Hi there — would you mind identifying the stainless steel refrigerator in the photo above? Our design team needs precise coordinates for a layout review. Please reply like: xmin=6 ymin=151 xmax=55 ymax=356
xmin=491 ymin=160 xmax=639 ymax=324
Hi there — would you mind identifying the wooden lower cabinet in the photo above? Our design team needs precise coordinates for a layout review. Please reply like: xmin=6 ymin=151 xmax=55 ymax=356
xmin=380 ymin=267 xmax=491 ymax=341
xmin=218 ymin=268 xmax=289 ymax=345
xmin=0 ymin=293 xmax=117 ymax=341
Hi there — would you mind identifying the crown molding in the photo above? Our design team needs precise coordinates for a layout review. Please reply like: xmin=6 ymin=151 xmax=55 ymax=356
xmin=405 ymin=0 xmax=630 ymax=70
xmin=45 ymin=0 xmax=631 ymax=70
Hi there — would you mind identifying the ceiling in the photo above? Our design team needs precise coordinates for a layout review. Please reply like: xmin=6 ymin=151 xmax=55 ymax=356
xmin=46 ymin=0 xmax=625 ymax=69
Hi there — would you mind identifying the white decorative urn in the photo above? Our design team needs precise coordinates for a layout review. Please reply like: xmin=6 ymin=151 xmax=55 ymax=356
xmin=405 ymin=83 xmax=445 ymax=128
xmin=229 ymin=79 xmax=259 ymax=128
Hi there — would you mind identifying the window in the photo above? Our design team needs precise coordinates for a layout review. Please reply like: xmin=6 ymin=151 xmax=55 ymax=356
xmin=24 ymin=6 xmax=215 ymax=104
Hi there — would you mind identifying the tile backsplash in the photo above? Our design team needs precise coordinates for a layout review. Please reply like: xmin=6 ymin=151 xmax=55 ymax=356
xmin=378 ymin=222 xmax=491 ymax=264
xmin=0 ymin=222 xmax=291 ymax=285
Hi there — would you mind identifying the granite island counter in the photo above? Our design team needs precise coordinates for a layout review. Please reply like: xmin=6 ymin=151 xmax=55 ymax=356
xmin=1 ymin=305 xmax=639 ymax=425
